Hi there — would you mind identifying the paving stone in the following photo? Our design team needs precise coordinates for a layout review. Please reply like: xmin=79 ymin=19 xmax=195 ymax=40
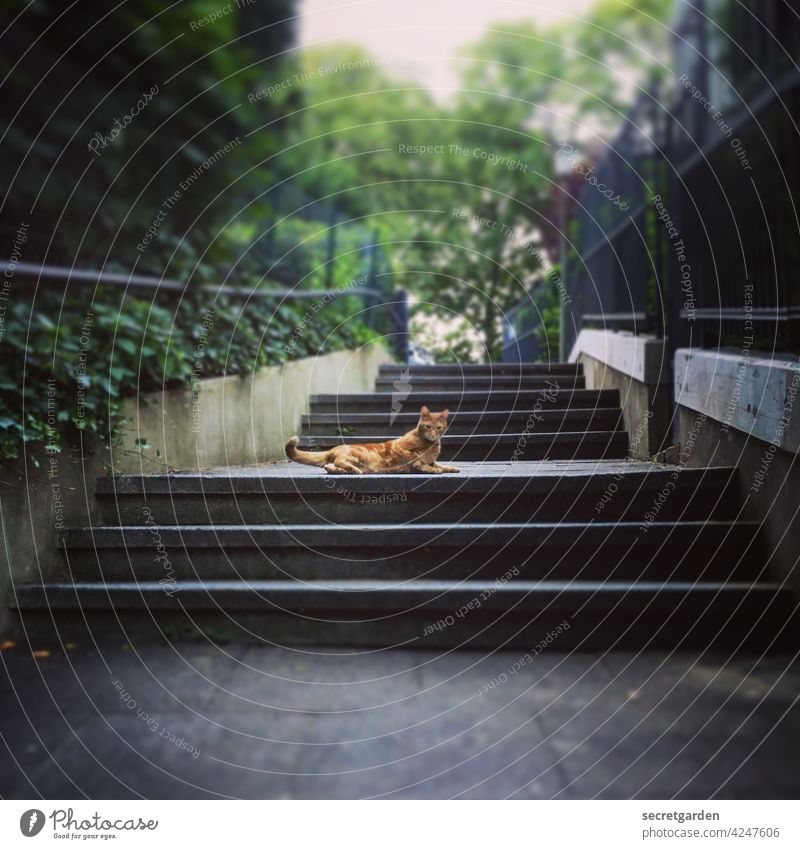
xmin=537 ymin=652 xmax=800 ymax=798
xmin=2 ymin=645 xmax=799 ymax=799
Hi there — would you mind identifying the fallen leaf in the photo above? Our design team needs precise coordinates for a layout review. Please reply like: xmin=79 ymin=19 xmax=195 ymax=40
xmin=32 ymin=649 xmax=51 ymax=659
xmin=0 ymin=640 xmax=16 ymax=650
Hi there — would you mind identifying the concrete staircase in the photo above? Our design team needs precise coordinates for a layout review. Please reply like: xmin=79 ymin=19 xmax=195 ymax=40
xmin=13 ymin=362 xmax=797 ymax=649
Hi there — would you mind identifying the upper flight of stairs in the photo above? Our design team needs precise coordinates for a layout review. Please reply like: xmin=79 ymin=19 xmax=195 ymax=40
xmin=301 ymin=363 xmax=628 ymax=460
xmin=12 ymin=361 xmax=797 ymax=649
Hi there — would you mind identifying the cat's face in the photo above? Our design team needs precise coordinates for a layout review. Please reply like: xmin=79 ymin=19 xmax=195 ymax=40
xmin=417 ymin=406 xmax=449 ymax=442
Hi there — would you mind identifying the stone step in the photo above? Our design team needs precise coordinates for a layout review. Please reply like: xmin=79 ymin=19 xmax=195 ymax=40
xmin=373 ymin=376 xmax=584 ymax=392
xmin=13 ymin=580 xmax=796 ymax=650
xmin=301 ymin=408 xmax=624 ymax=436
xmin=96 ymin=463 xmax=743 ymax=525
xmin=59 ymin=521 xmax=763 ymax=582
xmin=379 ymin=362 xmax=582 ymax=376
xmin=309 ymin=389 xmax=619 ymax=414
xmin=296 ymin=431 xmax=629 ymax=461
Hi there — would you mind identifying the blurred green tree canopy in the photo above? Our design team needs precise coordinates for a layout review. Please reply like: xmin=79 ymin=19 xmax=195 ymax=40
xmin=282 ymin=0 xmax=674 ymax=358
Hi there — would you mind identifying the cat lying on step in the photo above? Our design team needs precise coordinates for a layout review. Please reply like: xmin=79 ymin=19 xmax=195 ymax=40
xmin=286 ymin=406 xmax=460 ymax=474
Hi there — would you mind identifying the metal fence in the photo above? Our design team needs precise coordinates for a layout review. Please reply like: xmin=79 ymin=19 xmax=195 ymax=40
xmin=509 ymin=0 xmax=800 ymax=364
xmin=561 ymin=84 xmax=669 ymax=358
xmin=0 ymin=182 xmax=410 ymax=362
xmin=666 ymin=0 xmax=800 ymax=356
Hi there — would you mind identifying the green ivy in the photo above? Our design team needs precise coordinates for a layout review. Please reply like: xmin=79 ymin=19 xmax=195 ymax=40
xmin=0 ymin=284 xmax=381 ymax=461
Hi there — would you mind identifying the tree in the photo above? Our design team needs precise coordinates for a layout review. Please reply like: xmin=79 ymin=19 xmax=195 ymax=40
xmin=280 ymin=1 xmax=674 ymax=359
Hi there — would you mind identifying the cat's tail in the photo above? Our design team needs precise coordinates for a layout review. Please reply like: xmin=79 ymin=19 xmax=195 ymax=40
xmin=285 ymin=436 xmax=329 ymax=467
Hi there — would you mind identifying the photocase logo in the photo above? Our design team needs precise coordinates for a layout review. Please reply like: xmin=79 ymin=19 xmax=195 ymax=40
xmin=19 ymin=809 xmax=46 ymax=837
xmin=390 ymin=368 xmax=412 ymax=424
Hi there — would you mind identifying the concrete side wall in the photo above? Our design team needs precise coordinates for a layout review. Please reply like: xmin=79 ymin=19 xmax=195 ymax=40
xmin=675 ymin=348 xmax=800 ymax=453
xmin=674 ymin=347 xmax=800 ymax=596
xmin=111 ymin=346 xmax=389 ymax=472
xmin=0 ymin=346 xmax=391 ymax=637
xmin=578 ymin=353 xmax=670 ymax=460
xmin=677 ymin=405 xmax=800 ymax=598
xmin=569 ymin=329 xmax=667 ymax=386
xmin=0 ymin=443 xmax=107 ymax=639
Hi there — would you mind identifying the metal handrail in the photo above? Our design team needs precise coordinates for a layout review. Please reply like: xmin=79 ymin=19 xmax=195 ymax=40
xmin=581 ymin=311 xmax=651 ymax=326
xmin=683 ymin=306 xmax=800 ymax=322
xmin=0 ymin=260 xmax=385 ymax=301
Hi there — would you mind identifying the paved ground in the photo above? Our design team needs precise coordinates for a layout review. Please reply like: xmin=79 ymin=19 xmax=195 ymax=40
xmin=1 ymin=643 xmax=798 ymax=799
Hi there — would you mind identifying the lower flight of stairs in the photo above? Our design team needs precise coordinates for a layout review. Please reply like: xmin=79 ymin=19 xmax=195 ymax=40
xmin=12 ymin=362 xmax=798 ymax=649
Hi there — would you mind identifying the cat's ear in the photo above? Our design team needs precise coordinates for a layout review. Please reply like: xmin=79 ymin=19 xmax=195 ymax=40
xmin=441 ymin=409 xmax=449 ymax=419
xmin=419 ymin=405 xmax=430 ymax=417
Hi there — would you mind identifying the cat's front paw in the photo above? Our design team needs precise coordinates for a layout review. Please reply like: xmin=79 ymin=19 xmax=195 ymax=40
xmin=440 ymin=465 xmax=460 ymax=473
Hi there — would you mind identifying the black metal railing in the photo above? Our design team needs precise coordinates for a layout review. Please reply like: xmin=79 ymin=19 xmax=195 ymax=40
xmin=561 ymin=83 xmax=669 ymax=357
xmin=667 ymin=63 xmax=800 ymax=355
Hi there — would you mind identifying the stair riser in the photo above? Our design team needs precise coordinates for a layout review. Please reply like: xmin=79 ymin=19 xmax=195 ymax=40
xmin=302 ymin=411 xmax=623 ymax=437
xmin=309 ymin=390 xmax=619 ymax=414
xmin=374 ymin=378 xmax=585 ymax=392
xmin=98 ymin=486 xmax=742 ymax=526
xmin=14 ymin=596 xmax=796 ymax=651
xmin=62 ymin=531 xmax=761 ymax=582
xmin=297 ymin=435 xmax=629 ymax=461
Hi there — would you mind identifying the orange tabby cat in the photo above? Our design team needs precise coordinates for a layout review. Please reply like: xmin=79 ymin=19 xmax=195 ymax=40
xmin=285 ymin=406 xmax=459 ymax=474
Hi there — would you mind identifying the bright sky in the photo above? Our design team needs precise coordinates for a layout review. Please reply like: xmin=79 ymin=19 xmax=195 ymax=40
xmin=298 ymin=0 xmax=597 ymax=97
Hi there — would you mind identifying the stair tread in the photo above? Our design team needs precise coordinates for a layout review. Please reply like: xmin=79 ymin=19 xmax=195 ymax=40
xmin=96 ymin=462 xmax=736 ymax=493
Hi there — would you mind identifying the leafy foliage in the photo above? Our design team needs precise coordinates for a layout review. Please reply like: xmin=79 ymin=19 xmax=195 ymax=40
xmin=0 ymin=287 xmax=380 ymax=460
